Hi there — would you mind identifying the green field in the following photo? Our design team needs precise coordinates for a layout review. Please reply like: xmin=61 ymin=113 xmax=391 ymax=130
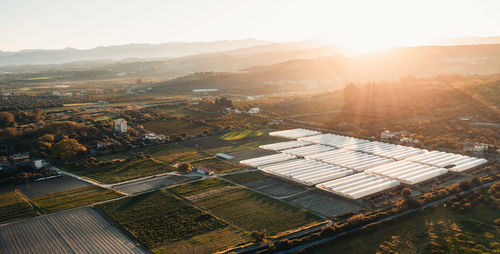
xmin=220 ymin=129 xmax=263 ymax=141
xmin=312 ymin=204 xmax=500 ymax=254
xmin=223 ymin=171 xmax=269 ymax=185
xmin=71 ymin=158 xmax=172 ymax=184
xmin=98 ymin=190 xmax=228 ymax=253
xmin=170 ymin=178 xmax=321 ymax=236
xmin=32 ymin=186 xmax=122 ymax=213
xmin=0 ymin=190 xmax=39 ymax=223
xmin=191 ymin=158 xmax=243 ymax=173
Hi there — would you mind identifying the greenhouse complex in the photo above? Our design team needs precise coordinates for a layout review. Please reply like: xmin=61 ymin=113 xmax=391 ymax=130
xmin=240 ymin=128 xmax=488 ymax=199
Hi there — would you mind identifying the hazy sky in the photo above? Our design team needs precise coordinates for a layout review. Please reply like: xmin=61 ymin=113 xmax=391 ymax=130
xmin=1 ymin=0 xmax=500 ymax=52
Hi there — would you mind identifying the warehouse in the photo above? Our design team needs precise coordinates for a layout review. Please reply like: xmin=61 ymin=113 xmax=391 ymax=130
xmin=281 ymin=144 xmax=336 ymax=157
xmin=269 ymin=128 xmax=321 ymax=139
xmin=365 ymin=160 xmax=448 ymax=185
xmin=343 ymin=141 xmax=427 ymax=160
xmin=259 ymin=140 xmax=312 ymax=151
xmin=405 ymin=151 xmax=488 ymax=172
xmin=239 ymin=153 xmax=296 ymax=167
xmin=298 ymin=133 xmax=369 ymax=148
xmin=316 ymin=173 xmax=400 ymax=199
xmin=258 ymin=159 xmax=354 ymax=186
xmin=305 ymin=149 xmax=394 ymax=172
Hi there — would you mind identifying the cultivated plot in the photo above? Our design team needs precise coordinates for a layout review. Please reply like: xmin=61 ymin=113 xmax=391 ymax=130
xmin=0 ymin=207 xmax=145 ymax=254
xmin=17 ymin=175 xmax=90 ymax=198
xmin=170 ymin=178 xmax=321 ymax=236
xmin=113 ymin=174 xmax=201 ymax=195
xmin=284 ymin=190 xmax=363 ymax=217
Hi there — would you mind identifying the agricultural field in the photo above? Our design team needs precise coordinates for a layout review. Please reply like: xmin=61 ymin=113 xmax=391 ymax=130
xmin=98 ymin=190 xmax=230 ymax=253
xmin=113 ymin=175 xmax=201 ymax=195
xmin=311 ymin=203 xmax=500 ymax=254
xmin=220 ymin=129 xmax=263 ymax=141
xmin=134 ymin=143 xmax=207 ymax=165
xmin=17 ymin=175 xmax=90 ymax=198
xmin=225 ymin=171 xmax=307 ymax=198
xmin=152 ymin=226 xmax=250 ymax=254
xmin=70 ymin=158 xmax=173 ymax=184
xmin=32 ymin=186 xmax=122 ymax=213
xmin=223 ymin=171 xmax=270 ymax=185
xmin=170 ymin=178 xmax=322 ymax=236
xmin=143 ymin=119 xmax=216 ymax=137
xmin=0 ymin=191 xmax=39 ymax=224
xmin=0 ymin=207 xmax=145 ymax=254
xmin=192 ymin=158 xmax=244 ymax=173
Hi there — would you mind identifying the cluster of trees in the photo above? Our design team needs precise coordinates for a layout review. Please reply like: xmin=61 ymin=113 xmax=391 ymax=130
xmin=214 ymin=97 xmax=232 ymax=108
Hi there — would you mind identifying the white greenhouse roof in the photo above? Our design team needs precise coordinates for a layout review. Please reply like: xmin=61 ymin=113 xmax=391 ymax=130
xmin=259 ymin=140 xmax=313 ymax=151
xmin=365 ymin=160 xmax=448 ymax=185
xmin=305 ymin=149 xmax=394 ymax=172
xmin=281 ymin=144 xmax=336 ymax=157
xmin=258 ymin=159 xmax=354 ymax=186
xmin=343 ymin=141 xmax=427 ymax=160
xmin=317 ymin=173 xmax=400 ymax=199
xmin=269 ymin=128 xmax=322 ymax=139
xmin=405 ymin=151 xmax=488 ymax=172
xmin=239 ymin=153 xmax=296 ymax=167
xmin=298 ymin=134 xmax=369 ymax=148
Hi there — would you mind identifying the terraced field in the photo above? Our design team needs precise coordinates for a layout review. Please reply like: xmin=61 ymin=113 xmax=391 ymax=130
xmin=0 ymin=207 xmax=145 ymax=254
xmin=32 ymin=186 xmax=122 ymax=213
xmin=0 ymin=191 xmax=39 ymax=224
xmin=98 ymin=190 xmax=229 ymax=253
xmin=170 ymin=178 xmax=322 ymax=236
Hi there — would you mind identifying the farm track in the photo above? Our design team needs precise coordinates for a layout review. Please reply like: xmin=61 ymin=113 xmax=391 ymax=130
xmin=0 ymin=207 xmax=146 ymax=254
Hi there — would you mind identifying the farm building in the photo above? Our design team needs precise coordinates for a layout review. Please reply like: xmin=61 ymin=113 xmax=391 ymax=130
xmin=343 ymin=141 xmax=427 ymax=160
xmin=216 ymin=153 xmax=234 ymax=160
xmin=405 ymin=151 xmax=487 ymax=172
xmin=305 ymin=150 xmax=394 ymax=172
xmin=194 ymin=166 xmax=215 ymax=175
xmin=365 ymin=160 xmax=448 ymax=185
xmin=269 ymin=128 xmax=321 ymax=139
xmin=240 ymin=153 xmax=296 ymax=167
xmin=259 ymin=140 xmax=312 ymax=151
xmin=298 ymin=133 xmax=369 ymax=148
xmin=241 ymin=128 xmax=488 ymax=200
xmin=281 ymin=144 xmax=336 ymax=157
xmin=258 ymin=159 xmax=353 ymax=186
xmin=317 ymin=173 xmax=400 ymax=199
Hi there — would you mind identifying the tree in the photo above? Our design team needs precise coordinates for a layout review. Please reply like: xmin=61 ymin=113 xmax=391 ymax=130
xmin=402 ymin=188 xmax=412 ymax=198
xmin=0 ymin=128 xmax=18 ymax=139
xmin=458 ymin=180 xmax=472 ymax=191
xmin=470 ymin=176 xmax=482 ymax=187
xmin=251 ymin=230 xmax=266 ymax=243
xmin=177 ymin=162 xmax=192 ymax=174
xmin=0 ymin=112 xmax=14 ymax=127
xmin=50 ymin=139 xmax=87 ymax=159
xmin=40 ymin=134 xmax=55 ymax=143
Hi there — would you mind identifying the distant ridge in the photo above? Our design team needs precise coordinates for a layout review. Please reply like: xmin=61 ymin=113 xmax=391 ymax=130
xmin=0 ymin=39 xmax=270 ymax=66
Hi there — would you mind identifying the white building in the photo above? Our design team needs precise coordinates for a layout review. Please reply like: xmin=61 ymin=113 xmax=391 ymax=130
xmin=114 ymin=118 xmax=128 ymax=133
xmin=144 ymin=133 xmax=158 ymax=140
xmin=464 ymin=142 xmax=490 ymax=153
xmin=248 ymin=108 xmax=260 ymax=114
xmin=380 ymin=130 xmax=395 ymax=139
